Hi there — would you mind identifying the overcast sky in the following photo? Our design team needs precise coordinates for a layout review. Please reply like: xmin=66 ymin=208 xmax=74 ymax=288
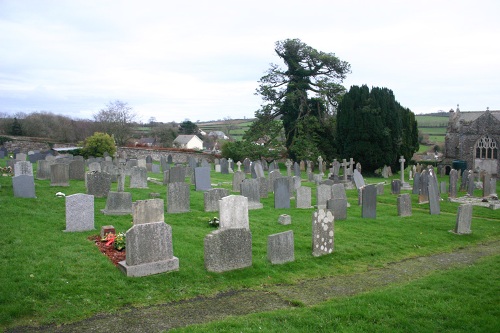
xmin=0 ymin=0 xmax=498 ymax=123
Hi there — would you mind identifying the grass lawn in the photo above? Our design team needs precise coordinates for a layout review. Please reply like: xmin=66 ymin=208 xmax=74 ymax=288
xmin=0 ymin=159 xmax=499 ymax=331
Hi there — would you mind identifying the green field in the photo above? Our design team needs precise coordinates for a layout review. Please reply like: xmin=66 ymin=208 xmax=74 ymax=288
xmin=415 ymin=115 xmax=449 ymax=127
xmin=0 ymin=157 xmax=499 ymax=331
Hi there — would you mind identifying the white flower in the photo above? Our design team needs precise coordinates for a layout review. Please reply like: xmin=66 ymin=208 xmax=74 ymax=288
xmin=55 ymin=192 xmax=66 ymax=197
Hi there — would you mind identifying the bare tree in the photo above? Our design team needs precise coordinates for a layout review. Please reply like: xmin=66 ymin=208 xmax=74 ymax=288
xmin=93 ymin=100 xmax=137 ymax=146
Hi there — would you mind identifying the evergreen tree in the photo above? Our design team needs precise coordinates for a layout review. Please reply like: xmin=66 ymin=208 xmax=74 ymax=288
xmin=10 ymin=117 xmax=23 ymax=136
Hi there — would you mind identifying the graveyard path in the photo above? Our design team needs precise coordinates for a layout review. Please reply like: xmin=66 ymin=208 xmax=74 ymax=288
xmin=7 ymin=240 xmax=500 ymax=333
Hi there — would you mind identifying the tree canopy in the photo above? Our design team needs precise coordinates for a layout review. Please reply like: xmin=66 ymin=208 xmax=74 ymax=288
xmin=80 ymin=132 xmax=116 ymax=158
xmin=248 ymin=38 xmax=351 ymax=160
xmin=93 ymin=100 xmax=136 ymax=146
xmin=336 ymin=85 xmax=419 ymax=172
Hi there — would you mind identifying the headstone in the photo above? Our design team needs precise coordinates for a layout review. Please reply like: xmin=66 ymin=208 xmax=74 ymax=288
xmin=267 ymin=230 xmax=294 ymax=264
xmin=459 ymin=169 xmax=469 ymax=191
xmin=268 ymin=170 xmax=282 ymax=193
xmin=467 ymin=170 xmax=475 ymax=196
xmin=12 ymin=175 xmax=36 ymax=198
xmin=69 ymin=159 xmax=85 ymax=180
xmin=285 ymin=159 xmax=293 ymax=177
xmin=14 ymin=161 xmax=33 ymax=177
xmin=132 ymin=199 xmax=164 ymax=225
xmin=101 ymin=192 xmax=133 ymax=215
xmin=361 ymin=184 xmax=377 ymax=218
xmin=341 ymin=159 xmax=348 ymax=182
xmin=65 ymin=194 xmax=94 ymax=232
xmin=50 ymin=163 xmax=70 ymax=187
xmin=482 ymin=173 xmax=492 ymax=198
xmin=88 ymin=162 xmax=101 ymax=172
xmin=243 ymin=158 xmax=251 ymax=174
xmin=204 ymin=228 xmax=252 ymax=273
xmin=240 ymin=178 xmax=263 ymax=209
xmin=236 ymin=161 xmax=242 ymax=172
xmin=440 ymin=181 xmax=447 ymax=195
xmin=296 ymin=186 xmax=312 ymax=209
xmin=85 ymin=171 xmax=112 ymax=197
xmin=451 ymin=204 xmax=473 ymax=234
xmin=232 ymin=171 xmax=246 ymax=192
xmin=391 ymin=179 xmax=401 ymax=195
xmin=220 ymin=158 xmax=229 ymax=174
xmin=15 ymin=152 xmax=27 ymax=161
xmin=418 ymin=170 xmax=429 ymax=203
xmin=118 ymin=222 xmax=179 ymax=277
xmin=274 ymin=177 xmax=290 ymax=209
xmin=129 ymin=166 xmax=148 ymax=188
xmin=312 ymin=209 xmax=334 ymax=257
xmin=36 ymin=160 xmax=52 ymax=180
xmin=381 ymin=165 xmax=389 ymax=178
xmin=218 ymin=195 xmax=249 ymax=229
xmin=194 ymin=167 xmax=212 ymax=191
xmin=204 ymin=188 xmax=230 ymax=212
xmin=353 ymin=169 xmax=365 ymax=189
xmin=356 ymin=162 xmax=362 ymax=174
xmin=167 ymin=182 xmax=190 ymax=213
xmin=169 ymin=166 xmax=186 ymax=183
xmin=412 ymin=172 xmax=421 ymax=195
xmin=294 ymin=162 xmax=301 ymax=178
xmin=167 ymin=155 xmax=173 ymax=164
xmin=376 ymin=182 xmax=384 ymax=195
xmin=397 ymin=193 xmax=412 ymax=217
xmin=254 ymin=162 xmax=265 ymax=178
xmin=278 ymin=214 xmax=291 ymax=225
xmin=258 ymin=177 xmax=268 ymax=198
xmin=449 ymin=169 xmax=458 ymax=198
xmin=316 ymin=184 xmax=332 ymax=209
xmin=428 ymin=170 xmax=441 ymax=215
xmin=326 ymin=196 xmax=347 ymax=220
xmin=137 ymin=159 xmax=147 ymax=169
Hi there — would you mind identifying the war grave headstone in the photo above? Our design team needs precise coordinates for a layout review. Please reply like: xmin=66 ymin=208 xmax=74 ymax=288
xmin=194 ymin=167 xmax=212 ymax=191
xmin=258 ymin=177 xmax=268 ymax=198
xmin=167 ymin=182 xmax=190 ymax=213
xmin=36 ymin=160 xmax=52 ymax=180
xmin=412 ymin=172 xmax=420 ymax=195
xmin=50 ymin=163 xmax=70 ymax=187
xmin=118 ymin=221 xmax=179 ymax=277
xmin=448 ymin=169 xmax=458 ymax=198
xmin=268 ymin=169 xmax=282 ymax=193
xmin=169 ymin=166 xmax=186 ymax=183
xmin=204 ymin=188 xmax=230 ymax=212
xmin=274 ymin=177 xmax=291 ymax=209
xmin=65 ymin=193 xmax=94 ymax=232
xmin=361 ymin=184 xmax=377 ymax=218
xmin=240 ymin=178 xmax=263 ymax=209
xmin=418 ymin=170 xmax=429 ymax=203
xmin=132 ymin=199 xmax=164 ymax=225
xmin=353 ymin=169 xmax=365 ymax=189
xmin=428 ymin=169 xmax=441 ymax=215
xmin=316 ymin=184 xmax=332 ymax=209
xmin=312 ymin=209 xmax=334 ymax=257
xmin=69 ymin=159 xmax=85 ymax=180
xmin=268 ymin=230 xmax=294 ymax=264
xmin=204 ymin=195 xmax=252 ymax=272
xmin=391 ymin=179 xmax=401 ymax=195
xmin=12 ymin=174 xmax=36 ymax=198
xmin=85 ymin=171 xmax=111 ymax=197
xmin=397 ymin=193 xmax=412 ymax=217
xmin=296 ymin=186 xmax=312 ymax=209
xmin=101 ymin=191 xmax=132 ymax=215
xmin=232 ymin=171 xmax=246 ymax=192
xmin=451 ymin=204 xmax=473 ymax=235
xmin=14 ymin=161 xmax=33 ymax=177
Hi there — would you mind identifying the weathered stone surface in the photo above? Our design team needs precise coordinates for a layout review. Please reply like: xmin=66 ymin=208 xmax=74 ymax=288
xmin=240 ymin=178 xmax=263 ymax=209
xmin=130 ymin=166 xmax=148 ymax=189
xmin=316 ymin=184 xmax=332 ymax=209
xmin=101 ymin=192 xmax=133 ymax=215
xmin=296 ymin=186 xmax=312 ymax=209
xmin=452 ymin=204 xmax=473 ymax=234
xmin=204 ymin=228 xmax=252 ymax=273
xmin=274 ymin=177 xmax=290 ymax=209
xmin=14 ymin=161 xmax=33 ymax=177
xmin=85 ymin=171 xmax=112 ymax=197
xmin=326 ymin=198 xmax=347 ymax=220
xmin=268 ymin=230 xmax=294 ymax=264
xmin=65 ymin=193 xmax=94 ymax=232
xmin=397 ymin=193 xmax=412 ymax=217
xmin=278 ymin=214 xmax=291 ymax=225
xmin=204 ymin=188 xmax=230 ymax=212
xmin=361 ymin=184 xmax=377 ymax=218
xmin=50 ymin=163 xmax=70 ymax=187
xmin=132 ymin=199 xmax=164 ymax=224
xmin=219 ymin=195 xmax=249 ymax=229
xmin=12 ymin=175 xmax=36 ymax=198
xmin=167 ymin=182 xmax=190 ymax=213
xmin=194 ymin=167 xmax=212 ymax=191
xmin=232 ymin=171 xmax=246 ymax=192
xmin=312 ymin=209 xmax=334 ymax=257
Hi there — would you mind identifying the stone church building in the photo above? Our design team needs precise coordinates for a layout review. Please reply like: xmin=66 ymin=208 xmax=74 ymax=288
xmin=443 ymin=106 xmax=500 ymax=176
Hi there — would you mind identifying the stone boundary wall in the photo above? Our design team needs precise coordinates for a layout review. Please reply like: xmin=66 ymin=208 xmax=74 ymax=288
xmin=117 ymin=147 xmax=216 ymax=164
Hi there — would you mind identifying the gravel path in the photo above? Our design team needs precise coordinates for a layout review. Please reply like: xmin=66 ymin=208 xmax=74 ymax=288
xmin=8 ymin=241 xmax=499 ymax=333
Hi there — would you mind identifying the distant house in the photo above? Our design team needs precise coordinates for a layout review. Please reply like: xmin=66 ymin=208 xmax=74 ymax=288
xmin=208 ymin=131 xmax=229 ymax=140
xmin=135 ymin=137 xmax=156 ymax=147
xmin=173 ymin=135 xmax=203 ymax=150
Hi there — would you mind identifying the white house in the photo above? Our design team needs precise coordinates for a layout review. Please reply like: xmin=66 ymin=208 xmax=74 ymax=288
xmin=173 ymin=135 xmax=203 ymax=150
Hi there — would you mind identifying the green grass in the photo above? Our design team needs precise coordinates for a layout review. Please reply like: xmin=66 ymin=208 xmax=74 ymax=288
xmin=419 ymin=127 xmax=446 ymax=135
xmin=415 ymin=115 xmax=449 ymax=127
xmin=0 ymin=159 xmax=499 ymax=330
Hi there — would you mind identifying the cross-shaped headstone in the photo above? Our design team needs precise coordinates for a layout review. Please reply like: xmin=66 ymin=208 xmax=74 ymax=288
xmin=236 ymin=161 xmax=242 ymax=172
xmin=399 ymin=156 xmax=406 ymax=183
xmin=317 ymin=156 xmax=324 ymax=174
xmin=285 ymin=159 xmax=293 ymax=176
xmin=341 ymin=159 xmax=348 ymax=182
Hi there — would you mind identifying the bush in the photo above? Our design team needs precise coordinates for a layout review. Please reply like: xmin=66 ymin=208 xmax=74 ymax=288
xmin=80 ymin=132 xmax=116 ymax=158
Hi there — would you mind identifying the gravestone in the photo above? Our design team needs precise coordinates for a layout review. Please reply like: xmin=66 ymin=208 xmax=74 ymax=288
xmin=232 ymin=171 xmax=246 ymax=192
xmin=36 ymin=160 xmax=52 ymax=180
xmin=278 ymin=214 xmax=291 ymax=225
xmin=85 ymin=171 xmax=112 ymax=197
xmin=118 ymin=222 xmax=179 ymax=277
xmin=240 ymin=178 xmax=263 ymax=209
xmin=412 ymin=172 xmax=421 ymax=195
xmin=254 ymin=162 xmax=265 ymax=178
xmin=137 ymin=159 xmax=147 ymax=169
xmin=376 ymin=182 xmax=384 ymax=195
xmin=50 ymin=163 xmax=70 ymax=187
xmin=391 ymin=179 xmax=401 ymax=195
xmin=12 ymin=175 xmax=36 ymax=198
xmin=274 ymin=177 xmax=290 ymax=209
xmin=449 ymin=169 xmax=458 ymax=198
xmin=482 ymin=173 xmax=491 ymax=197
xmin=419 ymin=170 xmax=429 ymax=203
xmin=167 ymin=182 xmax=190 ymax=213
xmin=440 ymin=181 xmax=447 ymax=195
xmin=220 ymin=158 xmax=229 ymax=174
xmin=132 ymin=199 xmax=164 ymax=225
xmin=361 ymin=184 xmax=377 ymax=218
xmin=130 ymin=167 xmax=148 ymax=188
xmin=296 ymin=186 xmax=312 ymax=208
xmin=194 ymin=167 xmax=212 ymax=191
xmin=15 ymin=152 xmax=27 ymax=161
xmin=167 ymin=155 xmax=173 ymax=164
xmin=397 ymin=193 xmax=412 ymax=217
xmin=316 ymin=184 xmax=332 ymax=209
xmin=243 ymin=158 xmax=251 ymax=174
xmin=285 ymin=159 xmax=293 ymax=177
xmin=101 ymin=192 xmax=133 ymax=215
xmin=312 ymin=209 xmax=334 ymax=257
xmin=169 ymin=166 xmax=186 ymax=183
xmin=459 ymin=169 xmax=469 ymax=191
xmin=353 ymin=169 xmax=365 ymax=189
xmin=204 ymin=188 xmax=230 ymax=212
xmin=326 ymin=196 xmax=347 ymax=220
xmin=467 ymin=170 xmax=475 ymax=196
xmin=451 ymin=204 xmax=473 ymax=234
xmin=65 ymin=194 xmax=94 ymax=232
xmin=267 ymin=169 xmax=282 ymax=193
xmin=160 ymin=156 xmax=169 ymax=172
xmin=428 ymin=170 xmax=441 ymax=215
xmin=294 ymin=162 xmax=301 ymax=178
xmin=14 ymin=161 xmax=33 ymax=177
xmin=218 ymin=195 xmax=249 ymax=229
xmin=258 ymin=177 xmax=268 ymax=198
xmin=69 ymin=159 xmax=85 ymax=180
xmin=88 ymin=162 xmax=101 ymax=172
xmin=267 ymin=230 xmax=294 ymax=264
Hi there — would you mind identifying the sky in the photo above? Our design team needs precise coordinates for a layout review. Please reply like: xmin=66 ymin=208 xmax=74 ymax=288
xmin=0 ymin=0 xmax=499 ymax=123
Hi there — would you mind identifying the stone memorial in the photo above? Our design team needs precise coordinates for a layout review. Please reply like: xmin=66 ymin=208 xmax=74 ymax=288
xmin=12 ymin=175 xmax=36 ymax=198
xmin=274 ymin=177 xmax=290 ymax=209
xmin=353 ymin=169 xmax=365 ymax=189
xmin=69 ymin=159 xmax=85 ymax=180
xmin=397 ymin=193 xmax=412 ymax=217
xmin=267 ymin=230 xmax=294 ymax=264
xmin=169 ymin=166 xmax=186 ymax=183
xmin=36 ymin=160 xmax=52 ymax=180
xmin=132 ymin=199 xmax=164 ymax=225
xmin=50 ymin=163 xmax=70 ymax=187
xmin=167 ymin=182 xmax=190 ymax=213
xmin=232 ymin=171 xmax=246 ymax=192
xmin=240 ymin=178 xmax=263 ymax=209
xmin=451 ymin=204 xmax=473 ymax=234
xmin=220 ymin=158 xmax=229 ymax=174
xmin=88 ymin=162 xmax=101 ymax=172
xmin=361 ymin=184 xmax=377 ymax=218
xmin=448 ymin=169 xmax=458 ymax=198
xmin=296 ymin=186 xmax=312 ymax=209
xmin=204 ymin=188 xmax=230 ymax=212
xmin=14 ymin=161 xmax=33 ymax=177
xmin=194 ymin=167 xmax=212 ymax=191
xmin=312 ymin=209 xmax=334 ymax=257
xmin=65 ymin=193 xmax=94 ymax=232
xmin=101 ymin=192 xmax=133 ymax=215
xmin=326 ymin=196 xmax=347 ymax=220
xmin=278 ymin=214 xmax=291 ymax=225
xmin=391 ymin=179 xmax=401 ymax=195
xmin=412 ymin=172 xmax=420 ymax=195
xmin=258 ymin=177 xmax=268 ymax=198
xmin=428 ymin=170 xmax=441 ymax=215
xmin=418 ymin=170 xmax=429 ymax=203
xmin=316 ymin=184 xmax=332 ymax=209
xmin=129 ymin=166 xmax=148 ymax=189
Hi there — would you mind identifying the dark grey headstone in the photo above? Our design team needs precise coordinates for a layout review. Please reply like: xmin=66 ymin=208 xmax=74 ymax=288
xmin=397 ymin=193 xmax=412 ymax=217
xmin=204 ymin=188 xmax=230 ymax=212
xmin=232 ymin=171 xmax=246 ymax=192
xmin=274 ymin=177 xmax=290 ymax=209
xmin=220 ymin=158 xmax=229 ymax=174
xmin=254 ymin=162 xmax=265 ymax=178
xmin=327 ymin=197 xmax=347 ymax=220
xmin=204 ymin=228 xmax=252 ymax=273
xmin=240 ymin=178 xmax=263 ymax=209
xmin=194 ymin=167 xmax=212 ymax=191
xmin=12 ymin=175 xmax=36 ymax=198
xmin=428 ymin=170 xmax=440 ymax=215
xmin=50 ymin=163 xmax=70 ymax=187
xmin=452 ymin=204 xmax=472 ymax=234
xmin=419 ymin=170 xmax=429 ymax=203
xmin=85 ymin=171 xmax=112 ymax=197
xmin=169 ymin=166 xmax=186 ymax=183
xmin=267 ymin=230 xmax=294 ymax=264
xmin=449 ymin=169 xmax=458 ymax=198
xmin=391 ymin=179 xmax=401 ymax=195
xmin=167 ymin=182 xmax=190 ymax=213
xmin=101 ymin=192 xmax=133 ymax=215
xmin=243 ymin=158 xmax=251 ymax=174
xmin=268 ymin=170 xmax=282 ymax=193
xmin=361 ymin=184 xmax=377 ymax=218
xmin=412 ymin=172 xmax=420 ymax=195
xmin=69 ymin=159 xmax=85 ymax=180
